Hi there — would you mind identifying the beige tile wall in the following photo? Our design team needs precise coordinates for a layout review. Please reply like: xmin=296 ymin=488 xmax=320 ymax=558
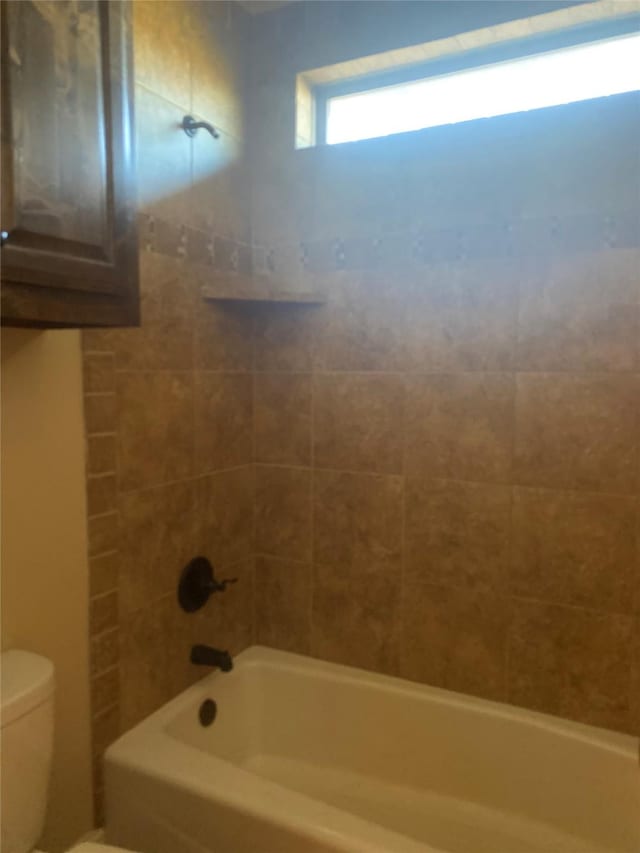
xmin=82 ymin=1 xmax=255 ymax=819
xmin=251 ymin=247 xmax=639 ymax=736
xmin=247 ymin=2 xmax=640 ymax=738
xmin=82 ymin=2 xmax=640 ymax=821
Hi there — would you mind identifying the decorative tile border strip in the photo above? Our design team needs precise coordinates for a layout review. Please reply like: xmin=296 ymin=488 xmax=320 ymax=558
xmin=138 ymin=213 xmax=259 ymax=273
xmin=294 ymin=210 xmax=640 ymax=275
xmin=139 ymin=209 xmax=638 ymax=281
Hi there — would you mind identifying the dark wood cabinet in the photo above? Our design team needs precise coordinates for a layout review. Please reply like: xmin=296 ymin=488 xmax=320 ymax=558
xmin=1 ymin=0 xmax=139 ymax=327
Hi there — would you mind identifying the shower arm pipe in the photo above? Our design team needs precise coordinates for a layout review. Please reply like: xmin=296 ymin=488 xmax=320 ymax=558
xmin=180 ymin=115 xmax=220 ymax=139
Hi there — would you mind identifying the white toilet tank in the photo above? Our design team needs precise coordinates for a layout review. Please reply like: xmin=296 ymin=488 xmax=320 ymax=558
xmin=1 ymin=650 xmax=55 ymax=853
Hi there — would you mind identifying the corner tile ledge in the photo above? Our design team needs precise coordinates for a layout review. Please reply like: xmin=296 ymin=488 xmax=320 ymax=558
xmin=201 ymin=276 xmax=325 ymax=305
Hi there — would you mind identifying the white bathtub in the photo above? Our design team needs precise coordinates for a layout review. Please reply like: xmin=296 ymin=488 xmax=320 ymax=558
xmin=105 ymin=646 xmax=639 ymax=853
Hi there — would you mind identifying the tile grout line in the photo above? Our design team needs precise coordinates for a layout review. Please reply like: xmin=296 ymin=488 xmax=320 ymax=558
xmin=251 ymin=345 xmax=258 ymax=646
xmin=308 ymin=368 xmax=317 ymax=652
xmin=503 ymin=274 xmax=521 ymax=702
xmin=398 ymin=374 xmax=408 ymax=678
xmin=84 ymin=341 xmax=123 ymax=785
xmin=253 ymin=552 xmax=310 ymax=567
xmin=117 ymin=464 xmax=255 ymax=498
xmin=504 ymin=335 xmax=520 ymax=703
xmin=254 ymin=367 xmax=640 ymax=377
xmin=250 ymin=461 xmax=640 ymax=501
xmin=508 ymin=592 xmax=638 ymax=619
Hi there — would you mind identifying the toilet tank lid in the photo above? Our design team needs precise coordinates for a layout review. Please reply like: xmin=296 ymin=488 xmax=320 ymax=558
xmin=1 ymin=650 xmax=54 ymax=727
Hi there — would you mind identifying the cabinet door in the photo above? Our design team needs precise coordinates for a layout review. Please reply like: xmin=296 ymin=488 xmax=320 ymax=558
xmin=1 ymin=0 xmax=139 ymax=327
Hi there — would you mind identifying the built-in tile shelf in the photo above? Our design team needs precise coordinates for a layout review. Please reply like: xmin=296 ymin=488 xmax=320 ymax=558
xmin=201 ymin=275 xmax=325 ymax=305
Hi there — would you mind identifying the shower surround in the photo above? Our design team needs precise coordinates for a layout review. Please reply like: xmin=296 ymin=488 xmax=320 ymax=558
xmin=246 ymin=1 xmax=639 ymax=741
xmin=82 ymin=0 xmax=255 ymax=819
xmin=81 ymin=0 xmax=639 ymax=820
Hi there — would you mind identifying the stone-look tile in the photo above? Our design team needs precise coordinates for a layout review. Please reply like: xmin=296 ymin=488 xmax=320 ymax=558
xmin=87 ymin=435 xmax=116 ymax=476
xmin=405 ymin=374 xmax=514 ymax=483
xmin=153 ymin=218 xmax=183 ymax=257
xmin=83 ymin=353 xmax=115 ymax=393
xmin=92 ymin=781 xmax=105 ymax=829
xmin=199 ymin=466 xmax=254 ymax=569
xmin=255 ymin=556 xmax=311 ymax=654
xmin=211 ymin=231 xmax=245 ymax=271
xmin=405 ymin=479 xmax=511 ymax=590
xmin=194 ymin=301 xmax=254 ymax=372
xmin=508 ymin=599 xmax=635 ymax=732
xmin=255 ymin=466 xmax=312 ymax=561
xmin=631 ymin=620 xmax=640 ymax=736
xmin=82 ymin=329 xmax=116 ymax=354
xmin=511 ymin=488 xmax=638 ymax=612
xmin=406 ymin=259 xmax=517 ymax=371
xmin=93 ymin=760 xmax=106 ymax=818
xmin=315 ymin=271 xmax=409 ymax=372
xmin=637 ymin=506 xmax=640 ymax=618
xmin=84 ymin=0 xmax=257 ymax=809
xmin=91 ymin=668 xmax=119 ymax=715
xmin=254 ymin=304 xmax=318 ymax=373
xmin=189 ymin=0 xmax=246 ymax=137
xmin=87 ymin=474 xmax=117 ymax=517
xmin=90 ymin=592 xmax=119 ymax=636
xmin=89 ymin=552 xmax=118 ymax=597
xmin=517 ymin=249 xmax=639 ymax=371
xmin=133 ymin=1 xmax=191 ymax=107
xmin=194 ymin=185 xmax=249 ymax=262
xmin=114 ymin=254 xmax=194 ymax=371
xmin=93 ymin=748 xmax=112 ymax=824
xmin=636 ymin=505 xmax=640 ymax=618
xmin=314 ymin=470 xmax=403 ymax=576
xmin=88 ymin=513 xmax=118 ymax=557
xmin=311 ymin=565 xmax=400 ymax=676
xmin=514 ymin=373 xmax=639 ymax=494
xmin=92 ymin=704 xmax=120 ymax=758
xmin=194 ymin=374 xmax=252 ymax=473
xmin=118 ymin=481 xmax=199 ymax=616
xmin=400 ymin=583 xmax=507 ymax=701
xmin=255 ymin=374 xmax=311 ymax=466
xmin=185 ymin=228 xmax=213 ymax=267
xmin=120 ymin=607 xmax=167 ymax=729
xmin=314 ymin=374 xmax=404 ymax=474
xmin=191 ymin=134 xmax=249 ymax=238
xmin=117 ymin=372 xmax=194 ymax=492
xmin=84 ymin=394 xmax=117 ymax=434
xmin=134 ymin=86 xmax=191 ymax=223
xmin=152 ymin=595 xmax=201 ymax=697
xmin=202 ymin=560 xmax=255 ymax=657
xmin=258 ymin=243 xmax=317 ymax=297
xmin=91 ymin=629 xmax=119 ymax=676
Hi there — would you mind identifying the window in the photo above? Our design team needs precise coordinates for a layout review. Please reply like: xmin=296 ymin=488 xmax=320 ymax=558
xmin=325 ymin=31 xmax=640 ymax=145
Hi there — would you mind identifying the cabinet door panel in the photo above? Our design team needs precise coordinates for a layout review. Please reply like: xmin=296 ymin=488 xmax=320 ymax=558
xmin=1 ymin=0 xmax=139 ymax=327
xmin=9 ymin=0 xmax=109 ymax=253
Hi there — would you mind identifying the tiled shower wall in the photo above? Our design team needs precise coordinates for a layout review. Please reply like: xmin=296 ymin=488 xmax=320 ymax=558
xmin=248 ymin=2 xmax=640 ymax=737
xmin=82 ymin=0 xmax=639 ymax=819
xmin=82 ymin=1 xmax=255 ymax=818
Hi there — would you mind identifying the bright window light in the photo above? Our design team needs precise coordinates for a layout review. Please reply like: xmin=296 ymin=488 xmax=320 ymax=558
xmin=326 ymin=32 xmax=640 ymax=145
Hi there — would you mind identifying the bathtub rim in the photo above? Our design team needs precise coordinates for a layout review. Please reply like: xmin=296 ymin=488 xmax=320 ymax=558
xmin=104 ymin=645 xmax=638 ymax=853
xmin=111 ymin=645 xmax=637 ymax=759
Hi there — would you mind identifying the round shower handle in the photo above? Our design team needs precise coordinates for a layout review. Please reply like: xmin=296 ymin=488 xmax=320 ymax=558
xmin=177 ymin=556 xmax=237 ymax=612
